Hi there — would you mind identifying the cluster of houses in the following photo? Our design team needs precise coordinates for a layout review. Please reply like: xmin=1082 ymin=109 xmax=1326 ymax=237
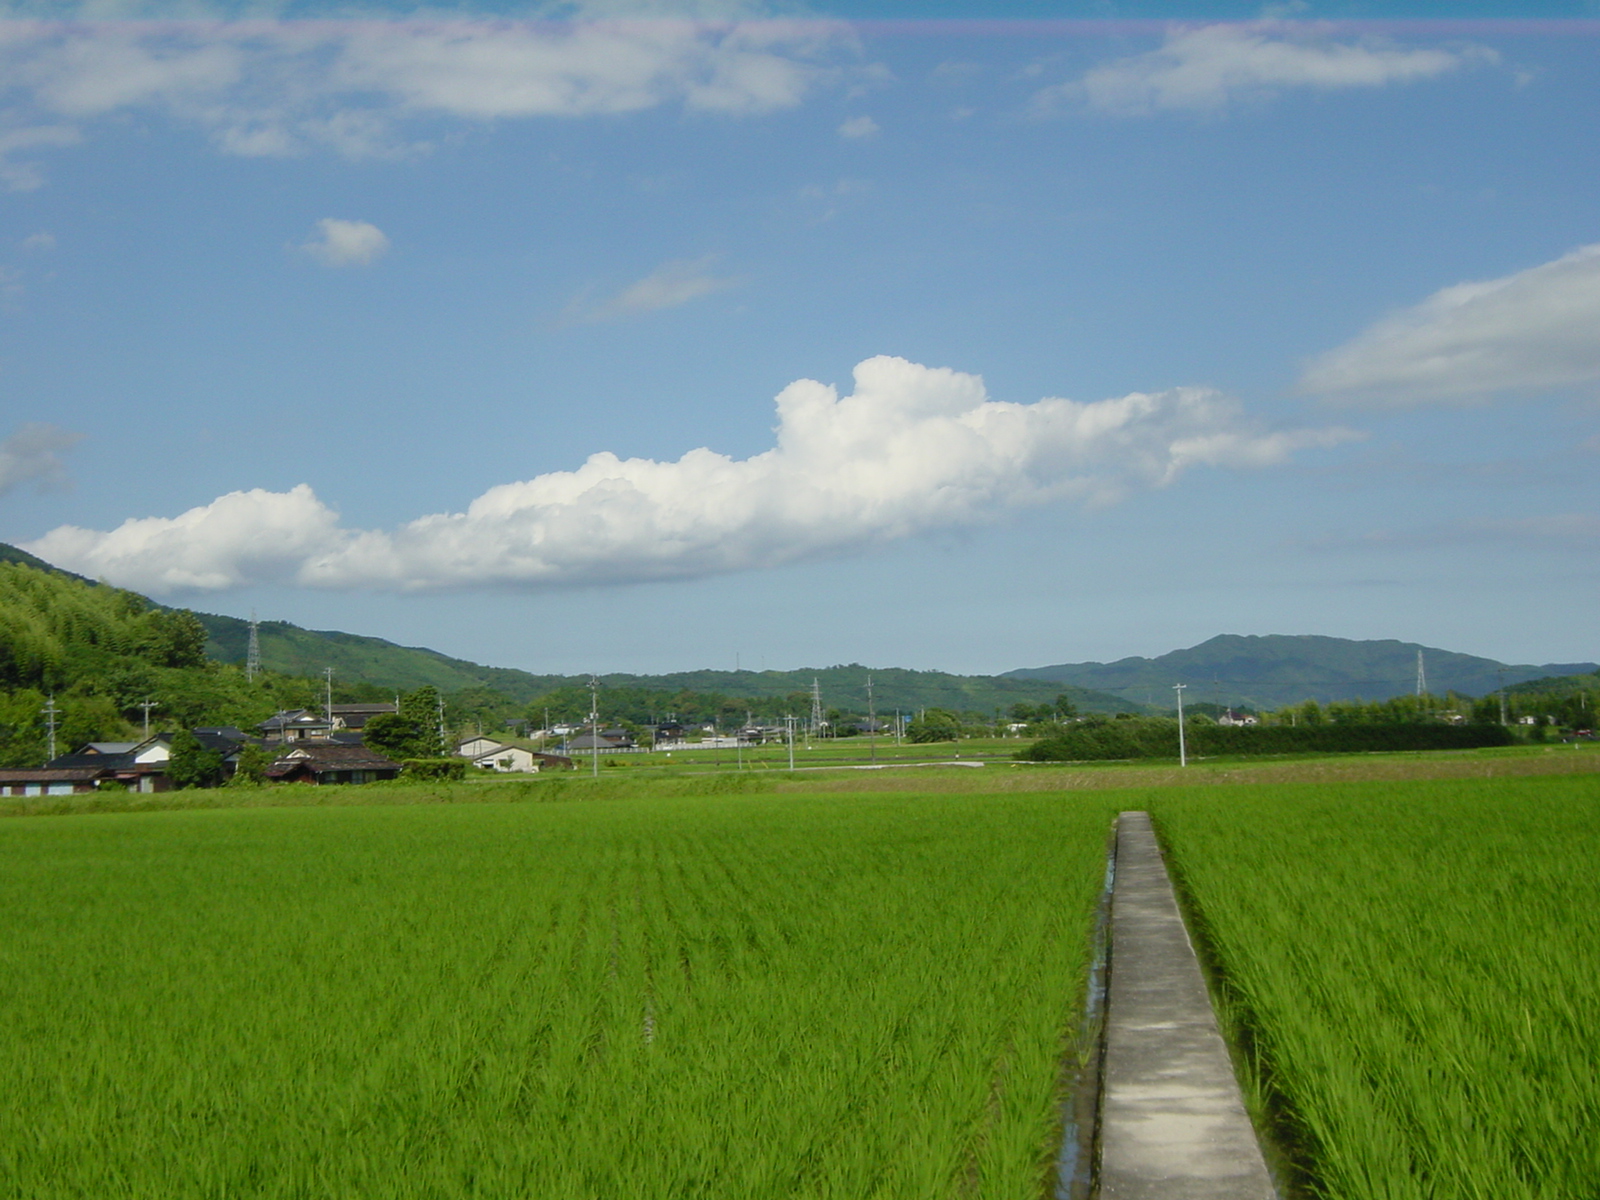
xmin=0 ymin=702 xmax=574 ymax=797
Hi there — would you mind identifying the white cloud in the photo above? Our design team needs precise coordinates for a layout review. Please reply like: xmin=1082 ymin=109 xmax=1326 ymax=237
xmin=301 ymin=218 xmax=391 ymax=267
xmin=568 ymin=255 xmax=735 ymax=321
xmin=1301 ymin=244 xmax=1600 ymax=403
xmin=24 ymin=356 xmax=1357 ymax=595
xmin=837 ymin=114 xmax=878 ymax=138
xmin=1039 ymin=22 xmax=1492 ymax=116
xmin=19 ymin=231 xmax=54 ymax=251
xmin=0 ymin=422 xmax=83 ymax=494
xmin=0 ymin=17 xmax=852 ymax=169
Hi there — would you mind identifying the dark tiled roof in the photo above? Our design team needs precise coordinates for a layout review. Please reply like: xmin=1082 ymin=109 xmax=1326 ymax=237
xmin=266 ymin=744 xmax=401 ymax=775
xmin=46 ymin=752 xmax=138 ymax=771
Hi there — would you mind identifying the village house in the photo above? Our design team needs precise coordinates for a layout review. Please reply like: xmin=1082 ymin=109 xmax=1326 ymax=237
xmin=264 ymin=743 xmax=402 ymax=785
xmin=454 ymin=737 xmax=574 ymax=773
xmin=564 ymin=727 xmax=639 ymax=753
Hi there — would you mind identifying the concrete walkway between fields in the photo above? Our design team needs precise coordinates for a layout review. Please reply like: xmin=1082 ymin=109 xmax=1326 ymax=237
xmin=1097 ymin=811 xmax=1278 ymax=1200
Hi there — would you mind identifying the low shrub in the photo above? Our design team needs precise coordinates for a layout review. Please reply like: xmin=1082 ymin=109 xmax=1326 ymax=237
xmin=400 ymin=758 xmax=468 ymax=781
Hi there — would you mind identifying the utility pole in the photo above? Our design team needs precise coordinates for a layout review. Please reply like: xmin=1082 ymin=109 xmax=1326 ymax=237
xmin=867 ymin=674 xmax=877 ymax=764
xmin=324 ymin=667 xmax=334 ymax=737
xmin=786 ymin=715 xmax=796 ymax=772
xmin=1174 ymin=683 xmax=1188 ymax=768
xmin=436 ymin=692 xmax=446 ymax=753
xmin=1498 ymin=667 xmax=1509 ymax=725
xmin=589 ymin=676 xmax=600 ymax=778
xmin=138 ymin=698 xmax=158 ymax=741
xmin=245 ymin=611 xmax=261 ymax=682
xmin=42 ymin=696 xmax=59 ymax=762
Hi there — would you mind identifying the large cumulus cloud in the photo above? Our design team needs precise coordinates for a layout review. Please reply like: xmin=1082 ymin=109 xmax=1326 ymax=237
xmin=26 ymin=356 xmax=1357 ymax=594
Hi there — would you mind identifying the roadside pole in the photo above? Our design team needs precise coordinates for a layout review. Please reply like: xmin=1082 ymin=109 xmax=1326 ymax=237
xmin=1174 ymin=683 xmax=1188 ymax=767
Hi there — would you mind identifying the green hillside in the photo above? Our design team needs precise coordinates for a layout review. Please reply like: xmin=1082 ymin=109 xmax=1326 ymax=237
xmin=1006 ymin=634 xmax=1597 ymax=710
xmin=0 ymin=561 xmax=364 ymax=766
xmin=1505 ymin=668 xmax=1600 ymax=697
xmin=195 ymin=608 xmax=1136 ymax=716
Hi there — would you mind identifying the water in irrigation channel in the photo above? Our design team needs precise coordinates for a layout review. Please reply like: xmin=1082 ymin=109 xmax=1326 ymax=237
xmin=1053 ymin=830 xmax=1117 ymax=1200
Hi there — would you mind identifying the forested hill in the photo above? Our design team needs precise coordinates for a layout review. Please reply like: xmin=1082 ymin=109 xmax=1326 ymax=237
xmin=194 ymin=609 xmax=1135 ymax=715
xmin=0 ymin=544 xmax=1131 ymax=715
xmin=1006 ymin=634 xmax=1598 ymax=710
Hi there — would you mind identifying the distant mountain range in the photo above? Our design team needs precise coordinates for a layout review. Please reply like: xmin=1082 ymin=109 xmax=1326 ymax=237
xmin=1004 ymin=634 xmax=1598 ymax=710
xmin=194 ymin=608 xmax=1135 ymax=715
xmin=7 ymin=543 xmax=1593 ymax=713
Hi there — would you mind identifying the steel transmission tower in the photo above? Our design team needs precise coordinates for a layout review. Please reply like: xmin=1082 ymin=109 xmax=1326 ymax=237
xmin=810 ymin=678 xmax=824 ymax=741
xmin=1415 ymin=649 xmax=1427 ymax=698
xmin=245 ymin=611 xmax=261 ymax=682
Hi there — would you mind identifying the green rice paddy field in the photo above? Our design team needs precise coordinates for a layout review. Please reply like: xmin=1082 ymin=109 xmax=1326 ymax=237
xmin=0 ymin=789 xmax=1121 ymax=1199
xmin=2 ymin=764 xmax=1596 ymax=1199
xmin=1149 ymin=774 xmax=1600 ymax=1200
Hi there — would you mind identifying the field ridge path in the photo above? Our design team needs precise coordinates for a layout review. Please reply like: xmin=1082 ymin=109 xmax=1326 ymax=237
xmin=1098 ymin=810 xmax=1277 ymax=1200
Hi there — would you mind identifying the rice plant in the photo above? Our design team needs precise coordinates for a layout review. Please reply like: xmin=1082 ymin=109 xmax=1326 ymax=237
xmin=0 ymin=790 xmax=1118 ymax=1198
xmin=1149 ymin=775 xmax=1600 ymax=1200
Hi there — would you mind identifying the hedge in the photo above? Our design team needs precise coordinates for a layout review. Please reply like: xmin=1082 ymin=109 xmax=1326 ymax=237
xmin=1020 ymin=720 xmax=1514 ymax=762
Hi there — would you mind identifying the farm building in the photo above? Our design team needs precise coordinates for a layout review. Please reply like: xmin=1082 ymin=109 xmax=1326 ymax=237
xmin=0 ymin=767 xmax=114 ymax=796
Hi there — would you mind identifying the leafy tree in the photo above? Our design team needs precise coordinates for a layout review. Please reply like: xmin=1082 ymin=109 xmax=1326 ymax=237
xmin=366 ymin=687 xmax=446 ymax=760
xmin=1053 ymin=694 xmax=1079 ymax=721
xmin=227 ymin=742 xmax=274 ymax=787
xmin=167 ymin=729 xmax=226 ymax=789
xmin=907 ymin=708 xmax=960 ymax=743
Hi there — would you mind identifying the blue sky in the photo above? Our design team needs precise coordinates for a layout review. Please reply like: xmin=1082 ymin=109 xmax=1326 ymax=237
xmin=2 ymin=2 xmax=1598 ymax=675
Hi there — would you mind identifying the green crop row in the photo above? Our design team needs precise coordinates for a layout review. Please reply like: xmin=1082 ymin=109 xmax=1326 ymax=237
xmin=0 ymin=791 xmax=1120 ymax=1199
xmin=1149 ymin=776 xmax=1600 ymax=1200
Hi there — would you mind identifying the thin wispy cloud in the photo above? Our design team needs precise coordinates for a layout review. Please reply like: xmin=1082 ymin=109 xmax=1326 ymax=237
xmin=0 ymin=17 xmax=855 ymax=182
xmin=1037 ymin=22 xmax=1494 ymax=116
xmin=0 ymin=124 xmax=80 ymax=191
xmin=837 ymin=114 xmax=878 ymax=138
xmin=25 ymin=356 xmax=1358 ymax=594
xmin=0 ymin=422 xmax=84 ymax=495
xmin=301 ymin=218 xmax=391 ymax=267
xmin=567 ymin=255 xmax=736 ymax=322
xmin=1302 ymin=244 xmax=1600 ymax=404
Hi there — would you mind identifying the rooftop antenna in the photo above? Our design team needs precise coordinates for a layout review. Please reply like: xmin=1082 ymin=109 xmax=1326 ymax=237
xmin=42 ymin=695 xmax=59 ymax=763
xmin=1174 ymin=683 xmax=1188 ymax=768
xmin=1415 ymin=649 xmax=1427 ymax=698
xmin=245 ymin=610 xmax=261 ymax=682
xmin=138 ymin=698 xmax=158 ymax=741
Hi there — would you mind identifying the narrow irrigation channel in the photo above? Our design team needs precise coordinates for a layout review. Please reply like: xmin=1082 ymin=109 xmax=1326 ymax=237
xmin=1057 ymin=811 xmax=1277 ymax=1200
xmin=1052 ymin=826 xmax=1116 ymax=1200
